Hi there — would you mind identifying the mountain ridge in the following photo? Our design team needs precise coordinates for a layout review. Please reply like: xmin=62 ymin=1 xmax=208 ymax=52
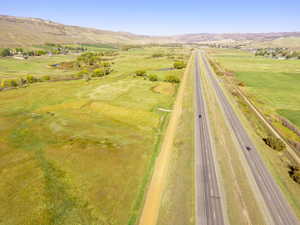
xmin=1 ymin=15 xmax=300 ymax=47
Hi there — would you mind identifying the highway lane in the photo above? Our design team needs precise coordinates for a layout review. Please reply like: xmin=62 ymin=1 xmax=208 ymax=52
xmin=194 ymin=53 xmax=226 ymax=225
xmin=201 ymin=52 xmax=300 ymax=225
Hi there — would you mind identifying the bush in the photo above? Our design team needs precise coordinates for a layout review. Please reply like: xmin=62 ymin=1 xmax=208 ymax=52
xmin=35 ymin=50 xmax=47 ymax=56
xmin=102 ymin=62 xmax=111 ymax=67
xmin=165 ymin=75 xmax=180 ymax=83
xmin=135 ymin=70 xmax=147 ymax=76
xmin=77 ymin=52 xmax=102 ymax=66
xmin=0 ymin=48 xmax=11 ymax=57
xmin=288 ymin=165 xmax=300 ymax=184
xmin=263 ymin=136 xmax=286 ymax=151
xmin=148 ymin=74 xmax=158 ymax=81
xmin=1 ymin=79 xmax=18 ymax=88
xmin=92 ymin=68 xmax=105 ymax=77
xmin=104 ymin=68 xmax=112 ymax=75
xmin=26 ymin=75 xmax=38 ymax=83
xmin=18 ymin=77 xmax=27 ymax=86
xmin=173 ymin=61 xmax=186 ymax=69
xmin=238 ymin=81 xmax=245 ymax=87
xmin=76 ymin=69 xmax=89 ymax=78
xmin=152 ymin=53 xmax=164 ymax=58
xmin=42 ymin=75 xmax=51 ymax=81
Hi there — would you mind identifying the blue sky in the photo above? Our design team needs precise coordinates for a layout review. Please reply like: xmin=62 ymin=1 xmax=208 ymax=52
xmin=1 ymin=0 xmax=300 ymax=35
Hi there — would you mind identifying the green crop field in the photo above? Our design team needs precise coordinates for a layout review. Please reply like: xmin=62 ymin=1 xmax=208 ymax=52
xmin=0 ymin=54 xmax=77 ymax=79
xmin=208 ymin=48 xmax=300 ymax=129
xmin=0 ymin=47 xmax=190 ymax=225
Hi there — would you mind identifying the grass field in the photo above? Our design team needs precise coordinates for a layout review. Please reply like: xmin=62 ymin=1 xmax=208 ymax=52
xmin=208 ymin=48 xmax=300 ymax=131
xmin=0 ymin=47 xmax=190 ymax=225
xmin=0 ymin=54 xmax=77 ymax=79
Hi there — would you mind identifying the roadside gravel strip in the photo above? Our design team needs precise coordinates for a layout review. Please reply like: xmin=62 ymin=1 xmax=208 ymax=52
xmin=138 ymin=54 xmax=193 ymax=225
xmin=195 ymin=53 xmax=226 ymax=225
xmin=201 ymin=52 xmax=300 ymax=225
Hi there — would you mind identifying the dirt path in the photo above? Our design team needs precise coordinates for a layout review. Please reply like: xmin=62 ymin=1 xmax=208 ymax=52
xmin=138 ymin=54 xmax=193 ymax=225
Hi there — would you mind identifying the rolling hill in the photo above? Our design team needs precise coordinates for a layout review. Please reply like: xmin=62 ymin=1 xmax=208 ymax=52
xmin=0 ymin=15 xmax=169 ymax=47
xmin=1 ymin=15 xmax=300 ymax=47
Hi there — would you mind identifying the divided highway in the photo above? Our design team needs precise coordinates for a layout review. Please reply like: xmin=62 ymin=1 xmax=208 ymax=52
xmin=194 ymin=53 xmax=226 ymax=225
xmin=200 ymin=52 xmax=300 ymax=225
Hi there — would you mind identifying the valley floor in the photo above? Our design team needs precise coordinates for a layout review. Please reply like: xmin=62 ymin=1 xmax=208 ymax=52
xmin=0 ymin=47 xmax=190 ymax=225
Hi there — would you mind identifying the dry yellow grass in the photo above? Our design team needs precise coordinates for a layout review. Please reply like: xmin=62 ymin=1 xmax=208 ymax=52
xmin=152 ymin=83 xmax=176 ymax=96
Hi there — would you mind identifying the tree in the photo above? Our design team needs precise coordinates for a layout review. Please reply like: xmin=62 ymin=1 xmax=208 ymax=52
xmin=35 ymin=50 xmax=47 ymax=56
xmin=173 ymin=61 xmax=186 ymax=69
xmin=76 ymin=69 xmax=89 ymax=78
xmin=165 ymin=75 xmax=180 ymax=83
xmin=152 ymin=53 xmax=164 ymax=58
xmin=15 ymin=48 xmax=24 ymax=53
xmin=42 ymin=75 xmax=51 ymax=81
xmin=18 ymin=77 xmax=26 ymax=86
xmin=92 ymin=68 xmax=105 ymax=77
xmin=27 ymin=51 xmax=35 ymax=56
xmin=26 ymin=75 xmax=38 ymax=84
xmin=102 ymin=62 xmax=111 ymax=67
xmin=0 ymin=48 xmax=11 ymax=57
xmin=1 ymin=79 xmax=18 ymax=88
xmin=135 ymin=70 xmax=147 ymax=76
xmin=263 ymin=136 xmax=286 ymax=151
xmin=288 ymin=165 xmax=300 ymax=184
xmin=148 ymin=74 xmax=158 ymax=81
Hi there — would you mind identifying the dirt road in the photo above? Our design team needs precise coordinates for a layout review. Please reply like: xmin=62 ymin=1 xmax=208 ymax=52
xmin=138 ymin=54 xmax=193 ymax=225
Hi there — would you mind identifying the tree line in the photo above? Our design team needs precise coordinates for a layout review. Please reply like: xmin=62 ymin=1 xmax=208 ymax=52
xmin=255 ymin=48 xmax=300 ymax=59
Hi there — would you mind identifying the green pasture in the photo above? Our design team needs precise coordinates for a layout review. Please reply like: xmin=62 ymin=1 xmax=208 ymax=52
xmin=0 ymin=47 xmax=190 ymax=225
xmin=209 ymin=48 xmax=300 ymax=128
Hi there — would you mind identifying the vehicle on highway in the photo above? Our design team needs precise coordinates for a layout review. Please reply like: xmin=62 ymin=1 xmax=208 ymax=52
xmin=246 ymin=146 xmax=251 ymax=151
xmin=198 ymin=114 xmax=202 ymax=118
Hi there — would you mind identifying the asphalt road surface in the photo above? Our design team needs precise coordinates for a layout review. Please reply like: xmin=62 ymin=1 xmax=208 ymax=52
xmin=194 ymin=53 xmax=226 ymax=225
xmin=200 ymin=52 xmax=299 ymax=225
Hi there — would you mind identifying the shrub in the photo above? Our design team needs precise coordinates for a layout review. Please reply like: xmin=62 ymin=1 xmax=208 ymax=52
xmin=152 ymin=53 xmax=164 ymax=58
xmin=102 ymin=62 xmax=111 ymax=67
xmin=42 ymin=75 xmax=51 ymax=81
xmin=148 ymin=74 xmax=158 ymax=81
xmin=0 ymin=48 xmax=11 ymax=57
xmin=35 ymin=50 xmax=47 ymax=56
xmin=135 ymin=70 xmax=147 ymax=76
xmin=76 ymin=69 xmax=89 ymax=78
xmin=173 ymin=61 xmax=186 ymax=69
xmin=104 ymin=68 xmax=113 ymax=75
xmin=288 ymin=165 xmax=300 ymax=184
xmin=26 ymin=75 xmax=38 ymax=83
xmin=77 ymin=52 xmax=102 ymax=66
xmin=92 ymin=68 xmax=105 ymax=77
xmin=238 ymin=81 xmax=245 ymax=87
xmin=1 ymin=79 xmax=18 ymax=88
xmin=263 ymin=136 xmax=286 ymax=151
xmin=18 ymin=77 xmax=27 ymax=86
xmin=165 ymin=75 xmax=180 ymax=83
